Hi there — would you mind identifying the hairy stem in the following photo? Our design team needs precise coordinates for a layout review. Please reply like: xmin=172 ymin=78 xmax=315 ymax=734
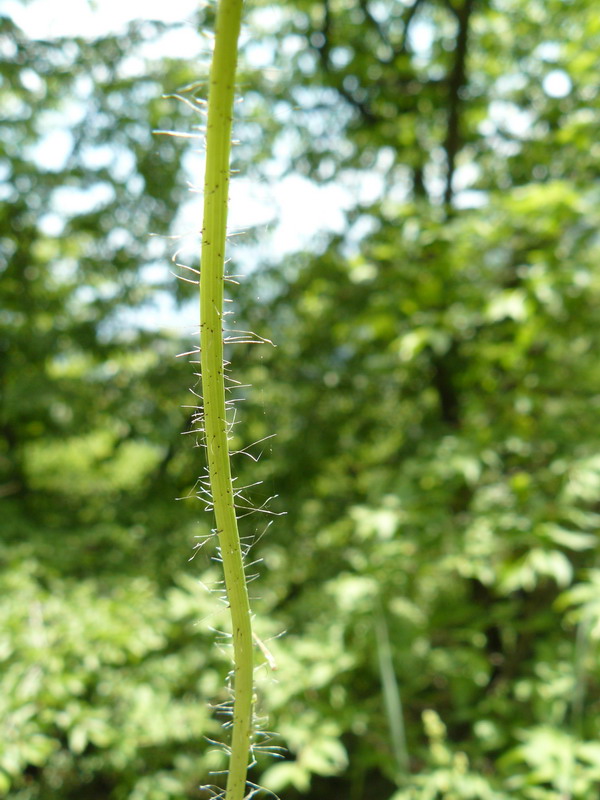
xmin=199 ymin=2 xmax=252 ymax=799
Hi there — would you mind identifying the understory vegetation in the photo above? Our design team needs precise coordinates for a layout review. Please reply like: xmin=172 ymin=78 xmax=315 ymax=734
xmin=2 ymin=1 xmax=600 ymax=798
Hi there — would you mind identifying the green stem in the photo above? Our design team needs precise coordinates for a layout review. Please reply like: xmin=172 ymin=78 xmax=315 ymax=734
xmin=375 ymin=605 xmax=408 ymax=779
xmin=199 ymin=2 xmax=252 ymax=799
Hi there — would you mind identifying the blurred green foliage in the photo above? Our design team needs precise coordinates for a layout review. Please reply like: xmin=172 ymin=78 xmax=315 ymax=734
xmin=2 ymin=1 xmax=600 ymax=799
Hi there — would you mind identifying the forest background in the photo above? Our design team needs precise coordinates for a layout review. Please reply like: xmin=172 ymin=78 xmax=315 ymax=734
xmin=2 ymin=0 xmax=600 ymax=798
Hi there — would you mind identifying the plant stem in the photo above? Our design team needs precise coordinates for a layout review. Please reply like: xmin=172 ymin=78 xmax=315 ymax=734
xmin=199 ymin=2 xmax=252 ymax=799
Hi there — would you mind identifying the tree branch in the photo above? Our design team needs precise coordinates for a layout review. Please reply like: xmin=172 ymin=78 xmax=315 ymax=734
xmin=443 ymin=0 xmax=475 ymax=207
xmin=313 ymin=0 xmax=381 ymax=125
xmin=400 ymin=0 xmax=428 ymax=54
